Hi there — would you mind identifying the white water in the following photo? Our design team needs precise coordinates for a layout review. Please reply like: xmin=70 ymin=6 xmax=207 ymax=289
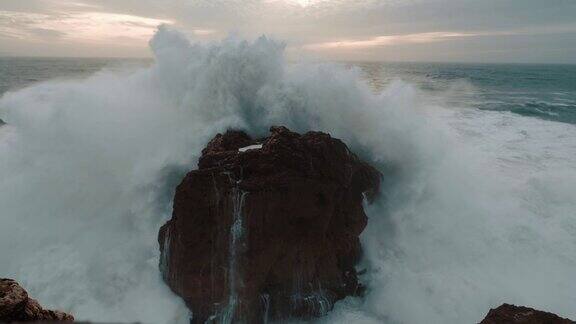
xmin=222 ymin=186 xmax=247 ymax=323
xmin=1 ymin=26 xmax=576 ymax=324
xmin=238 ymin=144 xmax=263 ymax=152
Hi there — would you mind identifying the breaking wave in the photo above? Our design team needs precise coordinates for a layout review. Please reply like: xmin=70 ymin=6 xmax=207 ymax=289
xmin=1 ymin=26 xmax=576 ymax=323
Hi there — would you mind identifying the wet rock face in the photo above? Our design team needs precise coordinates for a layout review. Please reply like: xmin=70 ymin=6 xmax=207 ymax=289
xmin=0 ymin=278 xmax=74 ymax=323
xmin=480 ymin=304 xmax=575 ymax=324
xmin=159 ymin=126 xmax=381 ymax=323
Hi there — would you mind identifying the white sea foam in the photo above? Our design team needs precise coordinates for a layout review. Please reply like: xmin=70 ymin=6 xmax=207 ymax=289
xmin=239 ymin=144 xmax=263 ymax=152
xmin=1 ymin=26 xmax=576 ymax=323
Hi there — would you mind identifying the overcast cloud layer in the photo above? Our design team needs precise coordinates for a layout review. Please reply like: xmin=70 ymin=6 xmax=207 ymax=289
xmin=0 ymin=0 xmax=575 ymax=63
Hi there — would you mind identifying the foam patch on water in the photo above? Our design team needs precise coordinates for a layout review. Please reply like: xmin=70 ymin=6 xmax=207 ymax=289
xmin=1 ymin=26 xmax=576 ymax=323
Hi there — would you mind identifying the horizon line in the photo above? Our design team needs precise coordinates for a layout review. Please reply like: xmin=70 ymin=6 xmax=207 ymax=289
xmin=0 ymin=55 xmax=575 ymax=66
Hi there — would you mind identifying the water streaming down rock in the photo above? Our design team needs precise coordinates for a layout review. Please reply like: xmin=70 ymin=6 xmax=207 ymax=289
xmin=222 ymin=185 xmax=247 ymax=323
xmin=260 ymin=293 xmax=270 ymax=324
xmin=158 ymin=126 xmax=381 ymax=323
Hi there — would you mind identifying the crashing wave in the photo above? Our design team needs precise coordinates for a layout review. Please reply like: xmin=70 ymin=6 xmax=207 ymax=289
xmin=1 ymin=25 xmax=576 ymax=323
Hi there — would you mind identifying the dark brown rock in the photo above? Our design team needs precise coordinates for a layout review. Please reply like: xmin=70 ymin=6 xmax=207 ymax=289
xmin=0 ymin=279 xmax=74 ymax=323
xmin=480 ymin=304 xmax=574 ymax=324
xmin=159 ymin=126 xmax=381 ymax=323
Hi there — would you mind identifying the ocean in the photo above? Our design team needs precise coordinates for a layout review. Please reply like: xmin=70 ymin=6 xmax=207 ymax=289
xmin=0 ymin=57 xmax=151 ymax=96
xmin=1 ymin=30 xmax=576 ymax=324
xmin=2 ymin=58 xmax=575 ymax=124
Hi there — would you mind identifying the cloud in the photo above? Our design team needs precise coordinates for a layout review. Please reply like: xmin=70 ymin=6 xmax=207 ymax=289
xmin=28 ymin=27 xmax=66 ymax=39
xmin=0 ymin=10 xmax=170 ymax=43
xmin=0 ymin=0 xmax=575 ymax=62
xmin=305 ymin=32 xmax=480 ymax=50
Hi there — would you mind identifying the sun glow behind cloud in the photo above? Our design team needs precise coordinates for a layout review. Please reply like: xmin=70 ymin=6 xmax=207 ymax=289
xmin=287 ymin=0 xmax=322 ymax=6
xmin=267 ymin=0 xmax=332 ymax=8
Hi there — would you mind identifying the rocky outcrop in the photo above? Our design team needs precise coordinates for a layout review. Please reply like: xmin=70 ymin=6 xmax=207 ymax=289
xmin=159 ymin=126 xmax=381 ymax=323
xmin=480 ymin=304 xmax=574 ymax=324
xmin=0 ymin=279 xmax=73 ymax=323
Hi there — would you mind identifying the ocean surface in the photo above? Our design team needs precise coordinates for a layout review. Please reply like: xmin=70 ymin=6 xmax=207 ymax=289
xmin=0 ymin=57 xmax=151 ymax=96
xmin=1 ymin=58 xmax=575 ymax=124
xmin=355 ymin=62 xmax=576 ymax=124
xmin=1 ymin=30 xmax=576 ymax=324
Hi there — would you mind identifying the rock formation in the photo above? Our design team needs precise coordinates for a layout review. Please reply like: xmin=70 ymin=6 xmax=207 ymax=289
xmin=480 ymin=304 xmax=574 ymax=324
xmin=0 ymin=278 xmax=73 ymax=323
xmin=159 ymin=126 xmax=381 ymax=323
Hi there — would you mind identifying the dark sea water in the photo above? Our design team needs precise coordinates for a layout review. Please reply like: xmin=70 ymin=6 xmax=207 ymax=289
xmin=1 ymin=58 xmax=575 ymax=125
xmin=354 ymin=62 xmax=576 ymax=124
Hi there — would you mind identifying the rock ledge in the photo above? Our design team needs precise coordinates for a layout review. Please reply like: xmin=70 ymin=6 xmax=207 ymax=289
xmin=0 ymin=278 xmax=73 ymax=323
xmin=480 ymin=304 xmax=574 ymax=324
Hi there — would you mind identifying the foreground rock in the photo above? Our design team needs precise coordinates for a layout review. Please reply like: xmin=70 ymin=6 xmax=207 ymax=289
xmin=159 ymin=126 xmax=381 ymax=323
xmin=0 ymin=279 xmax=73 ymax=323
xmin=480 ymin=304 xmax=574 ymax=324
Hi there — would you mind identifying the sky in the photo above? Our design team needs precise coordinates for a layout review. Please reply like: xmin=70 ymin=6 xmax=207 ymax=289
xmin=0 ymin=0 xmax=575 ymax=63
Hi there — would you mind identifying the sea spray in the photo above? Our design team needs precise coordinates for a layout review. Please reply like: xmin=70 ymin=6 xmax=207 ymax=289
xmin=0 ymin=25 xmax=575 ymax=324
